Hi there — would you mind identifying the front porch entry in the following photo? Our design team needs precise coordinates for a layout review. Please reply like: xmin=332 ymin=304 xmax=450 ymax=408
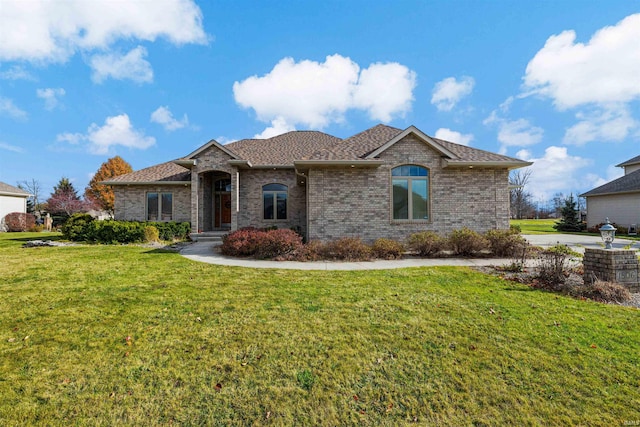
xmin=200 ymin=171 xmax=232 ymax=232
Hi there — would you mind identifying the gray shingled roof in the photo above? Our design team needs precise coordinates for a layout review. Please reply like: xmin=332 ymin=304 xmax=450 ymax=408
xmin=107 ymin=124 xmax=529 ymax=184
xmin=103 ymin=162 xmax=191 ymax=184
xmin=226 ymin=131 xmax=341 ymax=165
xmin=580 ymin=169 xmax=640 ymax=197
xmin=0 ymin=181 xmax=30 ymax=197
xmin=616 ymin=155 xmax=640 ymax=168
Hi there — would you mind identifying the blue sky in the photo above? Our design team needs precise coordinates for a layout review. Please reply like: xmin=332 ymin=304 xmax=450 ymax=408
xmin=1 ymin=1 xmax=639 ymax=206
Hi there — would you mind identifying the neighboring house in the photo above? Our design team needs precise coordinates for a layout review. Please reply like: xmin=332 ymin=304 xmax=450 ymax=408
xmin=103 ymin=124 xmax=531 ymax=242
xmin=0 ymin=181 xmax=31 ymax=231
xmin=581 ymin=155 xmax=640 ymax=230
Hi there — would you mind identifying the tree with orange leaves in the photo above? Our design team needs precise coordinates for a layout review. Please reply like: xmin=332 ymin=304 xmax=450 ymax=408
xmin=84 ymin=156 xmax=133 ymax=213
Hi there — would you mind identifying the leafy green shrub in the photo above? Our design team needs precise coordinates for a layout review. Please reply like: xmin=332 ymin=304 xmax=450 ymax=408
xmin=372 ymin=238 xmax=405 ymax=259
xmin=485 ymin=229 xmax=526 ymax=257
xmin=407 ymin=231 xmax=444 ymax=257
xmin=147 ymin=221 xmax=191 ymax=241
xmin=447 ymin=228 xmax=490 ymax=256
xmin=322 ymin=237 xmax=371 ymax=261
xmin=510 ymin=223 xmax=521 ymax=233
xmin=221 ymin=227 xmax=266 ymax=257
xmin=89 ymin=221 xmax=146 ymax=244
xmin=255 ymin=229 xmax=304 ymax=259
xmin=61 ymin=213 xmax=94 ymax=240
xmin=144 ymin=226 xmax=160 ymax=243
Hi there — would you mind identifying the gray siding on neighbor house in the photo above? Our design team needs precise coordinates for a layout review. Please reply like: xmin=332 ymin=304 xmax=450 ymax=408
xmin=307 ymin=134 xmax=510 ymax=242
xmin=585 ymin=193 xmax=640 ymax=229
xmin=237 ymin=169 xmax=307 ymax=235
xmin=113 ymin=185 xmax=191 ymax=223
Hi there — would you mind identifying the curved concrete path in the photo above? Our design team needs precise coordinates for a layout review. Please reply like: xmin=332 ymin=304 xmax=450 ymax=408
xmin=179 ymin=233 xmax=639 ymax=270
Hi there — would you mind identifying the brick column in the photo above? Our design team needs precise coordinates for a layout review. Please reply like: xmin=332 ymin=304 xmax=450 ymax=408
xmin=583 ymin=248 xmax=640 ymax=292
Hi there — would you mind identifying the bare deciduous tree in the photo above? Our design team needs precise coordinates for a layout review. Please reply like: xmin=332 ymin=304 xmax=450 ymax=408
xmin=509 ymin=169 xmax=534 ymax=219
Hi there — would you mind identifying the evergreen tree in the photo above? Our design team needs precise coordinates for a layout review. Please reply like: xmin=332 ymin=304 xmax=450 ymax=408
xmin=553 ymin=193 xmax=583 ymax=232
xmin=84 ymin=156 xmax=132 ymax=213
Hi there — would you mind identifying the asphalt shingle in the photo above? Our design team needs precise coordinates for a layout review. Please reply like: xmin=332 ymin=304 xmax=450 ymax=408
xmin=0 ymin=181 xmax=30 ymax=196
xmin=581 ymin=169 xmax=640 ymax=197
xmin=104 ymin=162 xmax=191 ymax=183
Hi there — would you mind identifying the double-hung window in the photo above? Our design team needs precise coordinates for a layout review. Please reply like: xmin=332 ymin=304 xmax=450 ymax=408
xmin=147 ymin=192 xmax=173 ymax=221
xmin=392 ymin=165 xmax=429 ymax=221
xmin=262 ymin=184 xmax=287 ymax=220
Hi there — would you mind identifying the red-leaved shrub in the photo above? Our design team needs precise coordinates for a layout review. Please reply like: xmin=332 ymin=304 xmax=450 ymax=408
xmin=255 ymin=228 xmax=303 ymax=259
xmin=220 ymin=227 xmax=266 ymax=257
xmin=3 ymin=212 xmax=36 ymax=232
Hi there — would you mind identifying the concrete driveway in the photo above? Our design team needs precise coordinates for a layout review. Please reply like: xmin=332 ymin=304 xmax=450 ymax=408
xmin=523 ymin=234 xmax=637 ymax=253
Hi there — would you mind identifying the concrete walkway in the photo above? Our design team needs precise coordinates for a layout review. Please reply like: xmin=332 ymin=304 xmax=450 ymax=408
xmin=180 ymin=233 xmax=637 ymax=271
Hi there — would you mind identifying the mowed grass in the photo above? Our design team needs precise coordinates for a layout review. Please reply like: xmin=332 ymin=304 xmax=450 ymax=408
xmin=511 ymin=218 xmax=559 ymax=234
xmin=1 ymin=233 xmax=640 ymax=425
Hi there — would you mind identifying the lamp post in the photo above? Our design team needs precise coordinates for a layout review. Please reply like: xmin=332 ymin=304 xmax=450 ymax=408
xmin=599 ymin=218 xmax=617 ymax=249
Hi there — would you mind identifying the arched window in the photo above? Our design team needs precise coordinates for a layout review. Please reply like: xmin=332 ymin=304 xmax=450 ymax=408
xmin=391 ymin=165 xmax=429 ymax=220
xmin=262 ymin=183 xmax=287 ymax=220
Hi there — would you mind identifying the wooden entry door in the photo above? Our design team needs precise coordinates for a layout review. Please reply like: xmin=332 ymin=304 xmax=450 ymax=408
xmin=215 ymin=193 xmax=232 ymax=228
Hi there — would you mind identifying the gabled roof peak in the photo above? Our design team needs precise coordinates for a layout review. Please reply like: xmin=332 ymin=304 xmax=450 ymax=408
xmin=616 ymin=155 xmax=640 ymax=168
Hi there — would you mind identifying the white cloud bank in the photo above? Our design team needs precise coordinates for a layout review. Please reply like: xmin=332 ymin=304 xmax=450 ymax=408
xmin=431 ymin=76 xmax=474 ymax=112
xmin=36 ymin=88 xmax=65 ymax=110
xmin=434 ymin=128 xmax=473 ymax=146
xmin=57 ymin=114 xmax=155 ymax=155
xmin=523 ymin=13 xmax=640 ymax=145
xmin=483 ymin=112 xmax=543 ymax=154
xmin=150 ymin=106 xmax=189 ymax=131
xmin=516 ymin=146 xmax=591 ymax=200
xmin=233 ymin=54 xmax=417 ymax=136
xmin=0 ymin=0 xmax=207 ymax=63
xmin=90 ymin=46 xmax=153 ymax=84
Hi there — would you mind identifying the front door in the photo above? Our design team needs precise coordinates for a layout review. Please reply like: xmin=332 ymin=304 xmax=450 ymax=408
xmin=215 ymin=193 xmax=231 ymax=228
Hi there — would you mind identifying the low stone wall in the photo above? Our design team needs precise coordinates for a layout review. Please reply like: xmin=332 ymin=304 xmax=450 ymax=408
xmin=583 ymin=248 xmax=640 ymax=292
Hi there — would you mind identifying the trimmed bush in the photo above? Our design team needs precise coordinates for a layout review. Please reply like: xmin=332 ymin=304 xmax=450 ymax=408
xmin=144 ymin=226 xmax=160 ymax=243
xmin=255 ymin=229 xmax=304 ymax=259
xmin=221 ymin=227 xmax=266 ymax=257
xmin=322 ymin=237 xmax=371 ymax=261
xmin=448 ymin=228 xmax=490 ymax=257
xmin=407 ymin=231 xmax=444 ymax=257
xmin=147 ymin=221 xmax=191 ymax=241
xmin=372 ymin=238 xmax=405 ymax=260
xmin=485 ymin=229 xmax=526 ymax=257
xmin=89 ymin=221 xmax=146 ymax=244
xmin=3 ymin=212 xmax=36 ymax=232
xmin=61 ymin=213 xmax=94 ymax=240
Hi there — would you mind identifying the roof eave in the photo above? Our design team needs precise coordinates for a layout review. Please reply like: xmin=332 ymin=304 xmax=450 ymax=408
xmin=174 ymin=159 xmax=196 ymax=167
xmin=581 ymin=189 xmax=640 ymax=198
xmin=443 ymin=160 xmax=533 ymax=169
xmin=294 ymin=160 xmax=384 ymax=168
xmin=101 ymin=181 xmax=192 ymax=186
xmin=0 ymin=191 xmax=32 ymax=197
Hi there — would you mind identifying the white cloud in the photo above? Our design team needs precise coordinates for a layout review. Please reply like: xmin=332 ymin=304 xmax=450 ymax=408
xmin=563 ymin=105 xmax=638 ymax=145
xmin=0 ymin=142 xmax=24 ymax=153
xmin=484 ymin=112 xmax=543 ymax=153
xmin=352 ymin=62 xmax=416 ymax=122
xmin=434 ymin=128 xmax=473 ymax=146
xmin=36 ymin=88 xmax=65 ymax=110
xmin=233 ymin=54 xmax=417 ymax=136
xmin=0 ymin=97 xmax=27 ymax=120
xmin=57 ymin=114 xmax=155 ymax=155
xmin=431 ymin=76 xmax=474 ymax=112
xmin=0 ymin=65 xmax=35 ymax=80
xmin=150 ymin=106 xmax=189 ymax=131
xmin=516 ymin=146 xmax=591 ymax=200
xmin=254 ymin=117 xmax=296 ymax=139
xmin=0 ymin=0 xmax=208 ymax=63
xmin=523 ymin=14 xmax=640 ymax=109
xmin=584 ymin=164 xmax=624 ymax=189
xmin=90 ymin=46 xmax=153 ymax=83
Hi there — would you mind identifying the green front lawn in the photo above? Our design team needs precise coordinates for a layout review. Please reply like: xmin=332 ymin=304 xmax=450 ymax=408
xmin=1 ymin=232 xmax=639 ymax=425
xmin=511 ymin=218 xmax=559 ymax=234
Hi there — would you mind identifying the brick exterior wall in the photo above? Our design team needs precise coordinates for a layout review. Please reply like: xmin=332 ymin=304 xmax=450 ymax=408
xmin=307 ymin=135 xmax=510 ymax=242
xmin=237 ymin=169 xmax=307 ymax=235
xmin=113 ymin=185 xmax=191 ymax=223
xmin=583 ymin=248 xmax=640 ymax=292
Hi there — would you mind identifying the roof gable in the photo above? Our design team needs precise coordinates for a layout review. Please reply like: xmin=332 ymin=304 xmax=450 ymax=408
xmin=616 ymin=155 xmax=640 ymax=168
xmin=365 ymin=125 xmax=458 ymax=159
xmin=184 ymin=138 xmax=241 ymax=161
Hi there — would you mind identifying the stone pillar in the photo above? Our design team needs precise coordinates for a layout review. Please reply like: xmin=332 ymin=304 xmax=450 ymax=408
xmin=583 ymin=248 xmax=640 ymax=292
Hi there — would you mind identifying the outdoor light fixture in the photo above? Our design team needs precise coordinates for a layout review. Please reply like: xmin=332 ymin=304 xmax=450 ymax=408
xmin=599 ymin=217 xmax=617 ymax=249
